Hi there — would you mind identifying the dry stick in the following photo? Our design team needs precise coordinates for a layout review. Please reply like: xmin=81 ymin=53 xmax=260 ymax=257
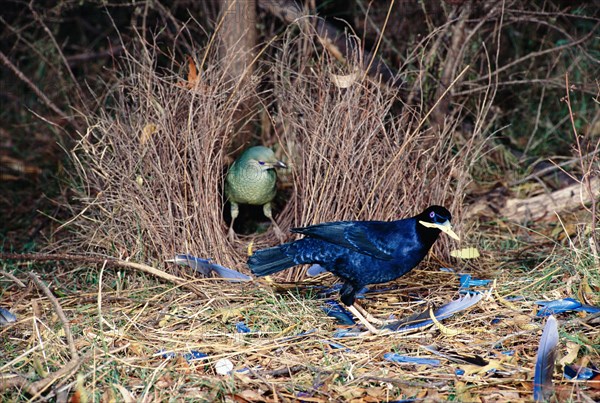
xmin=28 ymin=4 xmax=82 ymax=99
xmin=0 ymin=50 xmax=72 ymax=125
xmin=28 ymin=272 xmax=79 ymax=359
xmin=430 ymin=1 xmax=471 ymax=129
xmin=358 ymin=65 xmax=470 ymax=216
xmin=0 ymin=270 xmax=26 ymax=287
xmin=362 ymin=0 xmax=394 ymax=82
xmin=0 ymin=354 xmax=87 ymax=397
xmin=470 ymin=21 xmax=599 ymax=85
xmin=0 ymin=253 xmax=208 ymax=298
xmin=258 ymin=0 xmax=397 ymax=84
xmin=564 ymin=73 xmax=599 ymax=250
xmin=508 ymin=149 xmax=600 ymax=186
xmin=0 ymin=343 xmax=130 ymax=399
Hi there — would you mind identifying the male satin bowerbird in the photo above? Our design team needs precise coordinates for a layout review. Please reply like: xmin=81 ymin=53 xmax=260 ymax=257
xmin=225 ymin=146 xmax=287 ymax=241
xmin=247 ymin=205 xmax=460 ymax=334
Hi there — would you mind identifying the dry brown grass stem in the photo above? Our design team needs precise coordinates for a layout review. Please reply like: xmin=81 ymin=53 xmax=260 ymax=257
xmin=0 ymin=252 xmax=210 ymax=298
xmin=29 ymin=272 xmax=78 ymax=359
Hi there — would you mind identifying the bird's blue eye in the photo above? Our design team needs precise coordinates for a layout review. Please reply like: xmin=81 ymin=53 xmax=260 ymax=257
xmin=429 ymin=211 xmax=435 ymax=219
xmin=258 ymin=161 xmax=265 ymax=165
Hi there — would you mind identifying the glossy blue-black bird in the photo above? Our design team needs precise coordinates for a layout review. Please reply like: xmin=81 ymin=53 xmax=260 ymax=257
xmin=247 ymin=205 xmax=460 ymax=333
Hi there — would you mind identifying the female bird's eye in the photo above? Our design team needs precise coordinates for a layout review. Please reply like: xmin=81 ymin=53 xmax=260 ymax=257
xmin=258 ymin=161 xmax=265 ymax=165
xmin=429 ymin=211 xmax=435 ymax=219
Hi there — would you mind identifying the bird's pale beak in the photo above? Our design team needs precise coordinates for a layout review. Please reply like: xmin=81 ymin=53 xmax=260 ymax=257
xmin=273 ymin=160 xmax=287 ymax=169
xmin=419 ymin=220 xmax=460 ymax=241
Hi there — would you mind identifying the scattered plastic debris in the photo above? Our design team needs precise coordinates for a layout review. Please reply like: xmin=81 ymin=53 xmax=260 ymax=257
xmin=535 ymin=298 xmax=600 ymax=316
xmin=321 ymin=300 xmax=355 ymax=325
xmin=184 ymin=350 xmax=209 ymax=361
xmin=215 ymin=358 xmax=234 ymax=375
xmin=458 ymin=274 xmax=492 ymax=295
xmin=459 ymin=274 xmax=492 ymax=288
xmin=236 ymin=321 xmax=252 ymax=333
xmin=158 ymin=349 xmax=208 ymax=362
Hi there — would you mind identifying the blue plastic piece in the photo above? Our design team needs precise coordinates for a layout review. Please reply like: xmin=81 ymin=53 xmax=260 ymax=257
xmin=159 ymin=350 xmax=176 ymax=359
xmin=184 ymin=350 xmax=209 ymax=361
xmin=321 ymin=300 xmax=356 ymax=325
xmin=332 ymin=328 xmax=363 ymax=338
xmin=535 ymin=298 xmax=600 ymax=316
xmin=459 ymin=274 xmax=492 ymax=288
xmin=564 ymin=365 xmax=597 ymax=381
xmin=236 ymin=321 xmax=252 ymax=333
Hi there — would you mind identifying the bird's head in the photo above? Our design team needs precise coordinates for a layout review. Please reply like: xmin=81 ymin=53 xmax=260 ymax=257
xmin=417 ymin=205 xmax=460 ymax=241
xmin=241 ymin=146 xmax=287 ymax=171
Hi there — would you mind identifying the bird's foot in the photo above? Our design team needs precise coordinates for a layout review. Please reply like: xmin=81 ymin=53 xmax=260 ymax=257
xmin=353 ymin=303 xmax=395 ymax=325
xmin=347 ymin=305 xmax=385 ymax=335
xmin=271 ymin=223 xmax=285 ymax=243
xmin=228 ymin=227 xmax=238 ymax=242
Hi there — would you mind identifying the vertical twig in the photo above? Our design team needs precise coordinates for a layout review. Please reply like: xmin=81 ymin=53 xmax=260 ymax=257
xmin=29 ymin=273 xmax=79 ymax=359
xmin=563 ymin=73 xmax=598 ymax=250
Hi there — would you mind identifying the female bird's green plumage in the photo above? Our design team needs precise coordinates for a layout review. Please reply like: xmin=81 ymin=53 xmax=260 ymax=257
xmin=225 ymin=146 xmax=287 ymax=240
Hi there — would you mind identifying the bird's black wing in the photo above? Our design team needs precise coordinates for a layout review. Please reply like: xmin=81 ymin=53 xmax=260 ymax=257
xmin=291 ymin=221 xmax=397 ymax=260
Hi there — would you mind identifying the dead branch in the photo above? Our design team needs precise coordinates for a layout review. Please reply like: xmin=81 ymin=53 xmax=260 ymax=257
xmin=29 ymin=272 xmax=78 ymax=359
xmin=0 ymin=50 xmax=73 ymax=127
xmin=0 ymin=253 xmax=209 ymax=298
xmin=468 ymin=177 xmax=600 ymax=222
xmin=257 ymin=0 xmax=397 ymax=84
xmin=0 ymin=270 xmax=26 ymax=287
xmin=430 ymin=2 xmax=471 ymax=129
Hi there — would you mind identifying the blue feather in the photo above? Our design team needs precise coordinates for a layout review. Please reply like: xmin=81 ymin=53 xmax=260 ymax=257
xmin=533 ymin=315 xmax=559 ymax=401
xmin=384 ymin=293 xmax=483 ymax=332
xmin=0 ymin=308 xmax=17 ymax=325
xmin=170 ymin=254 xmax=251 ymax=282
xmin=384 ymin=352 xmax=440 ymax=366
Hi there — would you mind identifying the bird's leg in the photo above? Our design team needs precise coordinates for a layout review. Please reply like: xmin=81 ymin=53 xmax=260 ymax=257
xmin=347 ymin=304 xmax=382 ymax=335
xmin=228 ymin=202 xmax=239 ymax=241
xmin=263 ymin=202 xmax=284 ymax=242
xmin=353 ymin=302 xmax=395 ymax=325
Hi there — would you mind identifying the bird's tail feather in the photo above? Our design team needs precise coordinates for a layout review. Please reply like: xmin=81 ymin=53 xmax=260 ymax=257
xmin=248 ymin=245 xmax=295 ymax=276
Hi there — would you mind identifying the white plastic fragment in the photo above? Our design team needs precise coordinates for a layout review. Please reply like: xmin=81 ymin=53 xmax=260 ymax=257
xmin=215 ymin=358 xmax=234 ymax=376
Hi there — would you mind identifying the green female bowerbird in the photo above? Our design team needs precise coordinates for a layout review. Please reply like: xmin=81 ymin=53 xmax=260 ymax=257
xmin=247 ymin=206 xmax=460 ymax=334
xmin=225 ymin=146 xmax=287 ymax=241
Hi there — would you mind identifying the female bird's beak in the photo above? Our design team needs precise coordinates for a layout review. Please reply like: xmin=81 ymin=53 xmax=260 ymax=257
xmin=419 ymin=220 xmax=460 ymax=241
xmin=273 ymin=160 xmax=287 ymax=169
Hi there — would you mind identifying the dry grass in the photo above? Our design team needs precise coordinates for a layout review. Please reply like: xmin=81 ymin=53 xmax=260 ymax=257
xmin=2 ymin=239 xmax=598 ymax=401
xmin=2 ymin=2 xmax=599 ymax=402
